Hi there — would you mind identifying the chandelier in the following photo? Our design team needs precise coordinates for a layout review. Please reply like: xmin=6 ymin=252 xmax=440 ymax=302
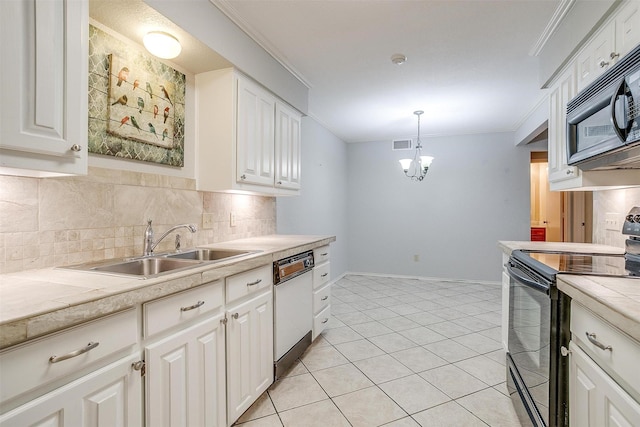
xmin=399 ymin=110 xmax=434 ymax=181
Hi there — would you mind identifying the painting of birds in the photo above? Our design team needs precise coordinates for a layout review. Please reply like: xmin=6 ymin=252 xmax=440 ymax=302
xmin=160 ymin=85 xmax=172 ymax=105
xmin=153 ymin=105 xmax=159 ymax=119
xmin=137 ymin=97 xmax=145 ymax=114
xmin=130 ymin=116 xmax=141 ymax=134
xmin=119 ymin=116 xmax=130 ymax=128
xmin=111 ymin=95 xmax=127 ymax=106
xmin=163 ymin=107 xmax=170 ymax=124
xmin=146 ymin=82 xmax=153 ymax=99
xmin=148 ymin=123 xmax=158 ymax=139
xmin=162 ymin=128 xmax=168 ymax=141
xmin=133 ymin=80 xmax=140 ymax=91
xmin=116 ymin=67 xmax=129 ymax=86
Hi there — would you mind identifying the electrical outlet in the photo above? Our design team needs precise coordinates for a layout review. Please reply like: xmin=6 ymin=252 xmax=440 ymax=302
xmin=605 ymin=212 xmax=620 ymax=231
xmin=230 ymin=212 xmax=237 ymax=227
xmin=413 ymin=254 xmax=419 ymax=262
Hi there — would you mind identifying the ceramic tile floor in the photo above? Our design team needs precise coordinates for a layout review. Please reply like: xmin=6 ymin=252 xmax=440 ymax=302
xmin=233 ymin=274 xmax=523 ymax=427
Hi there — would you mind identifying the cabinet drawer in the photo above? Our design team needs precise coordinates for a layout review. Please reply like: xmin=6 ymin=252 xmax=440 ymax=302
xmin=226 ymin=265 xmax=273 ymax=303
xmin=571 ymin=301 xmax=640 ymax=396
xmin=313 ymin=305 xmax=331 ymax=340
xmin=143 ymin=281 xmax=224 ymax=337
xmin=313 ymin=245 xmax=330 ymax=265
xmin=313 ymin=262 xmax=330 ymax=290
xmin=0 ymin=309 xmax=137 ymax=403
xmin=313 ymin=283 xmax=331 ymax=314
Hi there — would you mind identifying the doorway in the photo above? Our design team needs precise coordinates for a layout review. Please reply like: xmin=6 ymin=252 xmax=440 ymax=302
xmin=529 ymin=152 xmax=593 ymax=243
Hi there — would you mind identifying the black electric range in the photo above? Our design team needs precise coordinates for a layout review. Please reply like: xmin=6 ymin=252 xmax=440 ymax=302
xmin=518 ymin=250 xmax=640 ymax=280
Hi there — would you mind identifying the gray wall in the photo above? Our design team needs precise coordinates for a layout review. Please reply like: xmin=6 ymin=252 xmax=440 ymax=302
xmin=277 ymin=117 xmax=349 ymax=279
xmin=346 ymin=132 xmax=531 ymax=282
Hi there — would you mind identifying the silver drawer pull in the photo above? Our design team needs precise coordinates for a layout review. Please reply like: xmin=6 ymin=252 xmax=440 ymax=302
xmin=321 ymin=318 xmax=329 ymax=324
xmin=321 ymin=296 xmax=328 ymax=301
xmin=320 ymin=252 xmax=328 ymax=256
xmin=247 ymin=279 xmax=262 ymax=287
xmin=181 ymin=300 xmax=205 ymax=312
xmin=232 ymin=313 xmax=239 ymax=319
xmin=586 ymin=332 xmax=612 ymax=351
xmin=321 ymin=273 xmax=328 ymax=278
xmin=49 ymin=342 xmax=100 ymax=364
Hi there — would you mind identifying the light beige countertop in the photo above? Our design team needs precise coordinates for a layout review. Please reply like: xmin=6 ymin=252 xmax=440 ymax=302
xmin=499 ymin=240 xmax=639 ymax=343
xmin=558 ymin=274 xmax=640 ymax=343
xmin=0 ymin=235 xmax=335 ymax=349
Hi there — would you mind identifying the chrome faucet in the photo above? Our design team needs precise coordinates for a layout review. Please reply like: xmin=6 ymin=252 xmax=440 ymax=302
xmin=143 ymin=219 xmax=197 ymax=256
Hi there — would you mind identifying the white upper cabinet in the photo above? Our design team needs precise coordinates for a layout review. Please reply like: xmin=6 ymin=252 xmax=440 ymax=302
xmin=577 ymin=1 xmax=640 ymax=91
xmin=0 ymin=0 xmax=88 ymax=176
xmin=237 ymin=78 xmax=276 ymax=187
xmin=547 ymin=0 xmax=640 ymax=191
xmin=275 ymin=101 xmax=302 ymax=190
xmin=196 ymin=68 xmax=302 ymax=195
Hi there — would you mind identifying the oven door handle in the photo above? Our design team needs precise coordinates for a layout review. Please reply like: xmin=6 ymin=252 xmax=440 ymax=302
xmin=506 ymin=262 xmax=550 ymax=295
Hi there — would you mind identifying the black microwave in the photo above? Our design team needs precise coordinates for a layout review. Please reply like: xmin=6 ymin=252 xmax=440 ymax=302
xmin=566 ymin=44 xmax=640 ymax=170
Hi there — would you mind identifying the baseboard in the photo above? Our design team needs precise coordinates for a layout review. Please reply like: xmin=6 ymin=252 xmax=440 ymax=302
xmin=340 ymin=271 xmax=501 ymax=287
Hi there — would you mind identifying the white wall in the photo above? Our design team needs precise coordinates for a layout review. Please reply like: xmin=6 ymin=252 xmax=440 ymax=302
xmin=276 ymin=117 xmax=349 ymax=279
xmin=347 ymin=132 xmax=531 ymax=282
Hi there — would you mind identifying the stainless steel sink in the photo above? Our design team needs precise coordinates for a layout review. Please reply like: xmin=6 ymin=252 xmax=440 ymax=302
xmin=90 ymin=257 xmax=201 ymax=276
xmin=165 ymin=248 xmax=257 ymax=261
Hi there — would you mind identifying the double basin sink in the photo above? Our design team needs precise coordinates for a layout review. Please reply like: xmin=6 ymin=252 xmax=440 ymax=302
xmin=65 ymin=249 xmax=258 ymax=279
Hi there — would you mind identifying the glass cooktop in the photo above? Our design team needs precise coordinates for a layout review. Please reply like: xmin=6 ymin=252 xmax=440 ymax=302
xmin=523 ymin=251 xmax=640 ymax=278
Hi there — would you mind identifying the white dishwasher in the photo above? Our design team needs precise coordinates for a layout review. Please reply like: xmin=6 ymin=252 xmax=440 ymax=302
xmin=273 ymin=250 xmax=313 ymax=379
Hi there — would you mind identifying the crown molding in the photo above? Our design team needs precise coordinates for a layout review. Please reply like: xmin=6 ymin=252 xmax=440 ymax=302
xmin=529 ymin=0 xmax=576 ymax=57
xmin=210 ymin=0 xmax=312 ymax=89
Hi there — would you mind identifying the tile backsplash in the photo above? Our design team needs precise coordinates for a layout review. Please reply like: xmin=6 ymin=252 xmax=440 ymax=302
xmin=592 ymin=187 xmax=640 ymax=249
xmin=0 ymin=167 xmax=275 ymax=273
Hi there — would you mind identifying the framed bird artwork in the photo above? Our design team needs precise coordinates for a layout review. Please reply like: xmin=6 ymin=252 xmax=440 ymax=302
xmin=107 ymin=53 xmax=180 ymax=150
xmin=87 ymin=24 xmax=185 ymax=167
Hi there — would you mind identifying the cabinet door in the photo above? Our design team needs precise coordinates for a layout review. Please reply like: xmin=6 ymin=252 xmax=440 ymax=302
xmin=576 ymin=22 xmax=616 ymax=91
xmin=548 ymin=65 xmax=581 ymax=188
xmin=236 ymin=78 xmax=275 ymax=187
xmin=226 ymin=290 xmax=274 ymax=425
xmin=275 ymin=102 xmax=302 ymax=190
xmin=0 ymin=355 xmax=142 ymax=427
xmin=615 ymin=0 xmax=640 ymax=60
xmin=145 ymin=315 xmax=226 ymax=427
xmin=0 ymin=0 xmax=88 ymax=176
xmin=569 ymin=342 xmax=640 ymax=427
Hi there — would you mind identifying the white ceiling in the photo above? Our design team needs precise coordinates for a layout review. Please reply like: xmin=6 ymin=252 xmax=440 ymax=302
xmin=212 ymin=0 xmax=561 ymax=143
xmin=91 ymin=0 xmax=561 ymax=143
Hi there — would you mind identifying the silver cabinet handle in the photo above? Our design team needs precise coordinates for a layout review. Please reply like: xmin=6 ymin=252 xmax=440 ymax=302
xmin=232 ymin=313 xmax=239 ymax=319
xmin=321 ymin=296 xmax=328 ymax=301
xmin=247 ymin=279 xmax=262 ymax=287
xmin=70 ymin=144 xmax=82 ymax=152
xmin=566 ymin=169 xmax=574 ymax=175
xmin=599 ymin=60 xmax=610 ymax=68
xmin=49 ymin=342 xmax=100 ymax=364
xmin=240 ymin=174 xmax=246 ymax=180
xmin=321 ymin=273 xmax=328 ymax=278
xmin=321 ymin=253 xmax=328 ymax=256
xmin=321 ymin=318 xmax=329 ymax=324
xmin=586 ymin=332 xmax=612 ymax=351
xmin=610 ymin=51 xmax=620 ymax=60
xmin=180 ymin=300 xmax=205 ymax=312
xmin=276 ymin=181 xmax=282 ymax=185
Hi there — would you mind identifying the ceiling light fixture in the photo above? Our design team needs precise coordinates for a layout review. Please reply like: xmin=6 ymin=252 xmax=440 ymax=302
xmin=143 ymin=31 xmax=182 ymax=59
xmin=399 ymin=110 xmax=434 ymax=181
xmin=391 ymin=53 xmax=407 ymax=65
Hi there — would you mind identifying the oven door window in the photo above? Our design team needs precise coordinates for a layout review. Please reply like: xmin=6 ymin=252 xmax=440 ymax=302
xmin=509 ymin=277 xmax=550 ymax=423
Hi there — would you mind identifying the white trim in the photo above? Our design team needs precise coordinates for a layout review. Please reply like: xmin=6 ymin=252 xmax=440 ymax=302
xmin=210 ymin=0 xmax=313 ymax=89
xmin=529 ymin=0 xmax=577 ymax=57
xmin=339 ymin=271 xmax=501 ymax=287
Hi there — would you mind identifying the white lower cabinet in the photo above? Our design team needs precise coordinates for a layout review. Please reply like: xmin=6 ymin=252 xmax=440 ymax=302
xmin=569 ymin=301 xmax=640 ymax=426
xmin=145 ymin=314 xmax=226 ymax=427
xmin=226 ymin=289 xmax=273 ymax=425
xmin=569 ymin=342 xmax=640 ymax=426
xmin=0 ymin=354 xmax=142 ymax=427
